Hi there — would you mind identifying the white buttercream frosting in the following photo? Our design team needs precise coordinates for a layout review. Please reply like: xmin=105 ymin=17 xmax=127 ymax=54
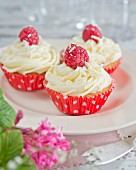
xmin=0 ymin=38 xmax=59 ymax=74
xmin=45 ymin=62 xmax=112 ymax=97
xmin=72 ymin=35 xmax=122 ymax=66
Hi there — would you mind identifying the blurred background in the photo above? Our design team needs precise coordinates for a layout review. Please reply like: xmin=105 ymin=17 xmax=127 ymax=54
xmin=0 ymin=0 xmax=136 ymax=50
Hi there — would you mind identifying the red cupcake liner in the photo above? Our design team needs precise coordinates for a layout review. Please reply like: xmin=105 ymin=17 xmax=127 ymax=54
xmin=104 ymin=58 xmax=122 ymax=74
xmin=45 ymin=82 xmax=115 ymax=116
xmin=2 ymin=67 xmax=45 ymax=91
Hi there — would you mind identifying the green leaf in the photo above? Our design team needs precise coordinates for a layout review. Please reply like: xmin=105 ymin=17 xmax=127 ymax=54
xmin=0 ymin=89 xmax=16 ymax=132
xmin=0 ymin=130 xmax=23 ymax=166
xmin=17 ymin=156 xmax=36 ymax=170
xmin=0 ymin=156 xmax=36 ymax=170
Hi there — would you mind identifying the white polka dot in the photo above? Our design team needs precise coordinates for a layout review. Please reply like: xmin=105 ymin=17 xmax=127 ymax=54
xmin=12 ymin=75 xmax=15 ymax=79
xmin=20 ymin=79 xmax=24 ymax=83
xmin=73 ymin=110 xmax=78 ymax=114
xmin=82 ymin=102 xmax=87 ymax=106
xmin=92 ymin=100 xmax=96 ymax=104
xmin=64 ymin=104 xmax=68 ymax=108
xmin=9 ymin=78 xmax=12 ymax=82
xmin=85 ymin=110 xmax=90 ymax=114
xmin=56 ymin=95 xmax=60 ymax=99
xmin=104 ymin=97 xmax=107 ymax=100
xmin=73 ymin=100 xmax=77 ymax=105
xmin=27 ymin=87 xmax=32 ymax=91
xmin=100 ymin=94 xmax=104 ymax=99
xmin=56 ymin=102 xmax=58 ymax=106
xmin=18 ymin=85 xmax=21 ymax=89
xmin=63 ymin=96 xmax=68 ymax=99
xmin=96 ymin=105 xmax=99 ymax=109
xmin=30 ymin=79 xmax=35 ymax=83
xmin=38 ymin=84 xmax=42 ymax=88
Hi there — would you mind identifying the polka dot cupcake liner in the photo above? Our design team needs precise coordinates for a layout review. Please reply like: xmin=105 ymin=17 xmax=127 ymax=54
xmin=45 ymin=82 xmax=115 ymax=116
xmin=104 ymin=58 xmax=122 ymax=74
xmin=2 ymin=67 xmax=45 ymax=91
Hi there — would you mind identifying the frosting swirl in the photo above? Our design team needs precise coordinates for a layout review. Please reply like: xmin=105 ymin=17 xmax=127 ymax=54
xmin=72 ymin=35 xmax=122 ymax=66
xmin=45 ymin=62 xmax=112 ymax=96
xmin=0 ymin=38 xmax=59 ymax=74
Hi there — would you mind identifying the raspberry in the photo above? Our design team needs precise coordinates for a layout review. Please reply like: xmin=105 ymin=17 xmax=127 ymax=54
xmin=19 ymin=26 xmax=39 ymax=45
xmin=82 ymin=24 xmax=102 ymax=43
xmin=63 ymin=44 xmax=89 ymax=69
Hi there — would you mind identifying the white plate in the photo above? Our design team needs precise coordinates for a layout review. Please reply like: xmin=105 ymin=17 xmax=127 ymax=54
xmin=0 ymin=39 xmax=136 ymax=135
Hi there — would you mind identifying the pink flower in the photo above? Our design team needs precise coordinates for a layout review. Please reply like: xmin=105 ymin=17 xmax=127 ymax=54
xmin=23 ymin=119 xmax=70 ymax=169
xmin=32 ymin=151 xmax=58 ymax=170
xmin=15 ymin=110 xmax=23 ymax=125
xmin=37 ymin=119 xmax=55 ymax=134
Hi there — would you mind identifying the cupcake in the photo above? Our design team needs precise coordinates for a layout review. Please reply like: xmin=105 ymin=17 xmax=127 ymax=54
xmin=0 ymin=26 xmax=59 ymax=91
xmin=61 ymin=24 xmax=122 ymax=74
xmin=45 ymin=44 xmax=114 ymax=116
